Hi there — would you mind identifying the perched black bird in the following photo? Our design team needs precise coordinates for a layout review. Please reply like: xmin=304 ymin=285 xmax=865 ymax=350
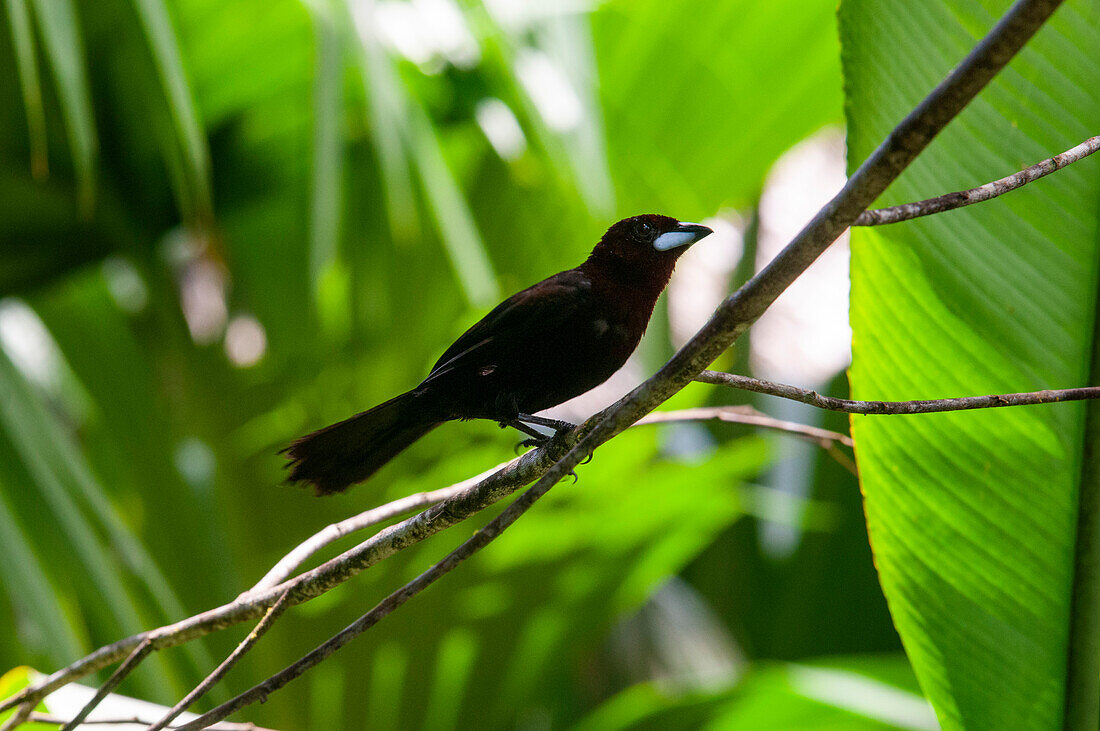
xmin=285 ymin=214 xmax=713 ymax=495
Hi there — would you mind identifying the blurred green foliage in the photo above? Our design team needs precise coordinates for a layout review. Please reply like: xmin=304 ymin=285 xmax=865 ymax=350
xmin=0 ymin=0 xmax=979 ymax=728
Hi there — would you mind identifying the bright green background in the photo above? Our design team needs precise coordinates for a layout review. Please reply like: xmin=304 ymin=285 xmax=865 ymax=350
xmin=1 ymin=0 xmax=1094 ymax=729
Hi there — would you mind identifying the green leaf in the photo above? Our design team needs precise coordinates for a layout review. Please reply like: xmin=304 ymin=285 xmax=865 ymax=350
xmin=576 ymin=654 xmax=933 ymax=731
xmin=346 ymin=7 xmax=498 ymax=307
xmin=4 ymin=0 xmax=48 ymax=179
xmin=0 ymin=666 xmax=37 ymax=727
xmin=0 ymin=476 xmax=83 ymax=665
xmin=128 ymin=0 xmax=213 ymax=225
xmin=0 ymin=343 xmax=202 ymax=701
xmin=306 ymin=1 xmax=345 ymax=295
xmin=842 ymin=1 xmax=1100 ymax=728
xmin=594 ymin=0 xmax=844 ymax=216
xmin=28 ymin=0 xmax=96 ymax=214
xmin=405 ymin=95 xmax=500 ymax=307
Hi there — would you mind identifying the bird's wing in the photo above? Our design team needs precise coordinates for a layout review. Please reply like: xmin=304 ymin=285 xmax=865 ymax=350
xmin=422 ymin=268 xmax=592 ymax=384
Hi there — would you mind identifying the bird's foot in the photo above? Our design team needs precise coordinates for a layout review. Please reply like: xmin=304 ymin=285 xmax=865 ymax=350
xmin=516 ymin=413 xmax=577 ymax=433
xmin=506 ymin=416 xmax=588 ymax=481
xmin=515 ymin=435 xmax=548 ymax=453
xmin=504 ymin=414 xmax=576 ymax=445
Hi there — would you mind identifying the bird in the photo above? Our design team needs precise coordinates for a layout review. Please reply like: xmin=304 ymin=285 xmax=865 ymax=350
xmin=284 ymin=214 xmax=714 ymax=495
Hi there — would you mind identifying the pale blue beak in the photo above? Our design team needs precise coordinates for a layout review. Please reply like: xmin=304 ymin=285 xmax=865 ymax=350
xmin=653 ymin=222 xmax=714 ymax=251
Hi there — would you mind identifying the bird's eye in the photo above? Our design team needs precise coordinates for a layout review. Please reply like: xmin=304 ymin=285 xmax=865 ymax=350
xmin=633 ymin=220 xmax=655 ymax=240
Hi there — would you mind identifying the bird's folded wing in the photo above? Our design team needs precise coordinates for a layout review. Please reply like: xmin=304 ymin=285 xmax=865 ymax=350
xmin=422 ymin=269 xmax=593 ymax=384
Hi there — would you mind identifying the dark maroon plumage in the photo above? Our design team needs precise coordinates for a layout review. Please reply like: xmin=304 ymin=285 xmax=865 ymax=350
xmin=284 ymin=214 xmax=713 ymax=495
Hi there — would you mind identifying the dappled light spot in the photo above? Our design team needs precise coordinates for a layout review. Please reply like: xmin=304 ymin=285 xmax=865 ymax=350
xmin=0 ymin=298 xmax=61 ymax=391
xmin=752 ymin=128 xmax=852 ymax=385
xmin=516 ymin=49 xmax=582 ymax=132
xmin=174 ymin=437 xmax=215 ymax=491
xmin=225 ymin=315 xmax=267 ymax=368
xmin=476 ymin=98 xmax=527 ymax=161
xmin=101 ymin=256 xmax=149 ymax=314
xmin=371 ymin=0 xmax=480 ymax=72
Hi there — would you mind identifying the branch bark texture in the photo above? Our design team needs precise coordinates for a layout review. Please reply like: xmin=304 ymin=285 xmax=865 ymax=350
xmin=697 ymin=370 xmax=1100 ymax=414
xmin=855 ymin=134 xmax=1099 ymax=226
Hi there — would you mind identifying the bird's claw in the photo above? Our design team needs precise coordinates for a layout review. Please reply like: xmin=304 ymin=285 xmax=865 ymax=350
xmin=515 ymin=436 xmax=548 ymax=453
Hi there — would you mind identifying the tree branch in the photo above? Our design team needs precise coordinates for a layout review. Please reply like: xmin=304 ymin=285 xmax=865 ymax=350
xmin=696 ymin=370 xmax=1100 ymax=414
xmin=26 ymin=713 xmax=268 ymax=730
xmin=163 ymin=1 xmax=1065 ymax=726
xmin=638 ymin=406 xmax=853 ymax=447
xmin=0 ymin=406 xmax=841 ymax=716
xmin=0 ymin=702 xmax=32 ymax=731
xmin=59 ymin=639 xmax=154 ymax=731
xmin=249 ymin=467 xmax=513 ymax=591
xmin=0 ymin=440 xmax=569 ymax=715
xmin=252 ymin=407 xmax=851 ymax=588
xmin=145 ymin=591 xmax=292 ymax=731
xmin=855 ymin=134 xmax=1100 ymax=226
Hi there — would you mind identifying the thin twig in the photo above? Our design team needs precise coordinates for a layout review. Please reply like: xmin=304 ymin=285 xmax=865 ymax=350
xmin=165 ymin=3 xmax=1065 ymax=726
xmin=855 ymin=134 xmax=1100 ymax=225
xmin=696 ymin=370 xmax=1100 ymax=414
xmin=253 ymin=408 xmax=847 ymax=590
xmin=26 ymin=712 xmax=269 ymax=730
xmin=162 ymin=409 xmax=846 ymax=729
xmin=638 ymin=406 xmax=854 ymax=447
xmin=0 ymin=441 xmax=568 ymax=715
xmin=59 ymin=639 xmax=155 ymax=731
xmin=146 ymin=591 xmax=293 ymax=731
xmin=0 ymin=702 xmax=33 ymax=731
xmin=249 ymin=464 xmax=514 ymax=591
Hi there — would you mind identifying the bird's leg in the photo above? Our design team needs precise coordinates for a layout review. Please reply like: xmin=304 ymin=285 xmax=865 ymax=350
xmin=506 ymin=415 xmax=587 ymax=481
xmin=504 ymin=419 xmax=553 ymax=447
xmin=515 ymin=413 xmax=576 ymax=433
xmin=504 ymin=414 xmax=577 ymax=452
xmin=516 ymin=414 xmax=592 ymax=464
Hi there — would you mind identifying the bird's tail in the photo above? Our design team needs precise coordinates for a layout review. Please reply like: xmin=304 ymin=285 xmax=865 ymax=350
xmin=283 ymin=392 xmax=440 ymax=495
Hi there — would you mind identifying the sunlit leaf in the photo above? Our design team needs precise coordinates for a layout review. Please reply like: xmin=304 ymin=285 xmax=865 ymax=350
xmin=306 ymin=1 xmax=345 ymax=296
xmin=576 ymin=654 xmax=933 ymax=731
xmin=843 ymin=1 xmax=1100 ymax=728
xmin=3 ymin=0 xmax=47 ymax=179
xmin=27 ymin=0 xmax=96 ymax=213
xmin=128 ymin=0 xmax=213 ymax=225
xmin=0 ymin=479 xmax=83 ymax=665
xmin=595 ymin=0 xmax=844 ymax=217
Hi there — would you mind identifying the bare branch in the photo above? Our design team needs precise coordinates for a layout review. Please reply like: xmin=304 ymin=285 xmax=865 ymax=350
xmin=696 ymin=370 xmax=1100 ymax=415
xmin=249 ymin=463 xmax=516 ymax=591
xmin=638 ymin=406 xmax=853 ymax=447
xmin=855 ymin=134 xmax=1100 ymax=226
xmin=0 ymin=440 xmax=569 ymax=715
xmin=146 ymin=591 xmax=292 ymax=731
xmin=168 ymin=408 xmax=858 ymax=730
xmin=26 ymin=713 xmax=269 ymax=730
xmin=253 ymin=408 xmax=848 ymax=590
xmin=0 ymin=702 xmax=33 ymax=731
xmin=59 ymin=639 xmax=154 ymax=731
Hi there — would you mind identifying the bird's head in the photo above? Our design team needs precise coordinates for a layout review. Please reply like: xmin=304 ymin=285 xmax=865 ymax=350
xmin=591 ymin=214 xmax=714 ymax=268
